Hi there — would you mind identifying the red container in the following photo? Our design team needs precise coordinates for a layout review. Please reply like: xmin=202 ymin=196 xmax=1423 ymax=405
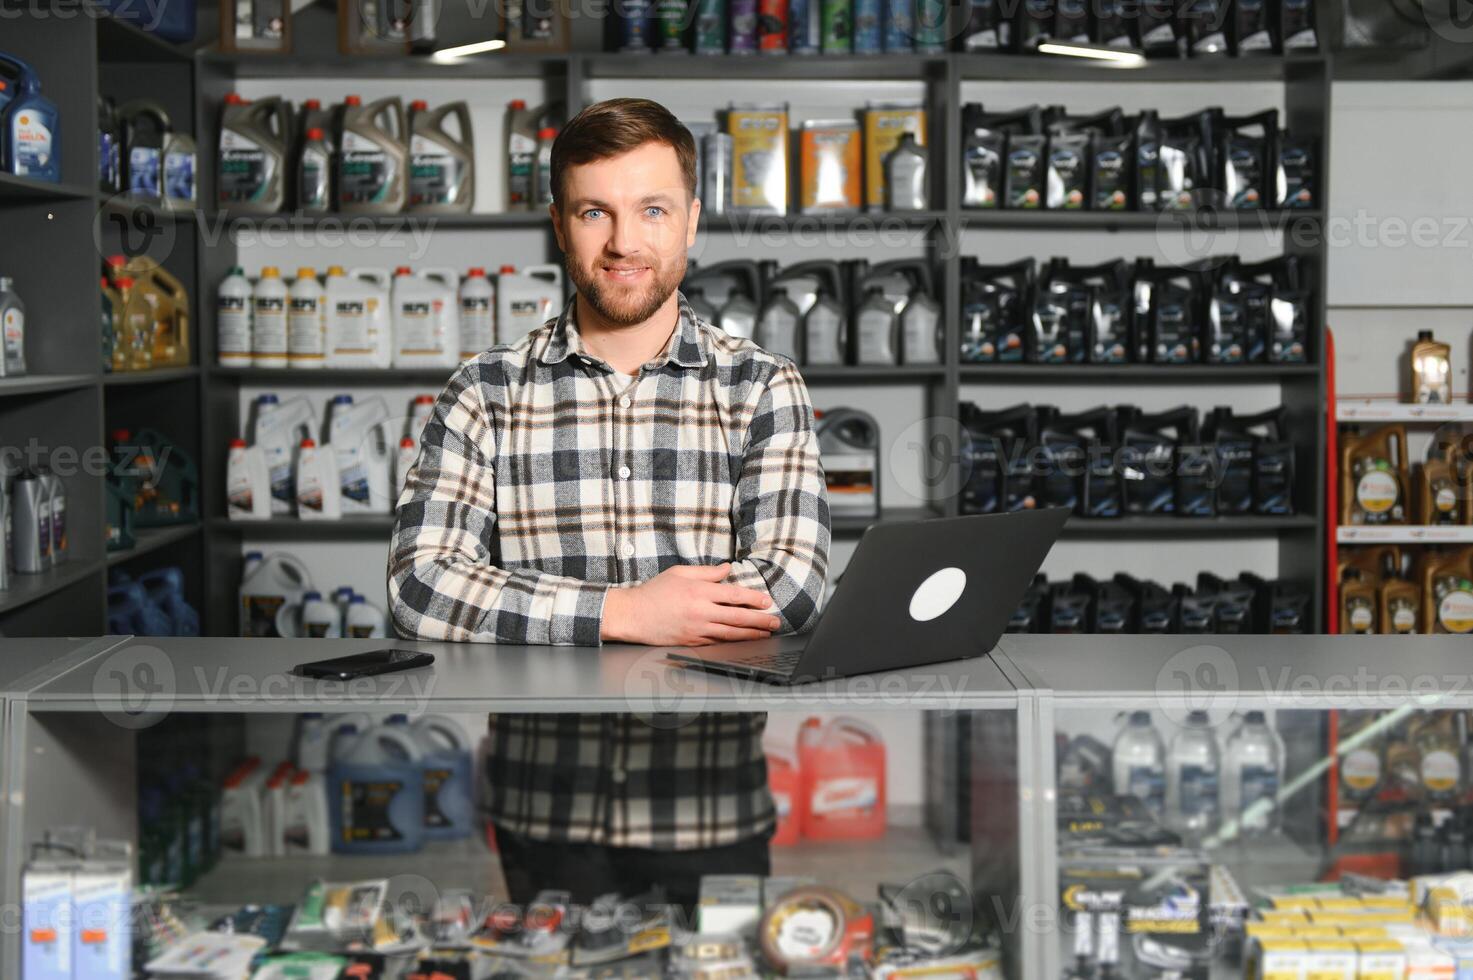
xmin=798 ymin=717 xmax=886 ymax=841
xmin=767 ymin=749 xmax=802 ymax=846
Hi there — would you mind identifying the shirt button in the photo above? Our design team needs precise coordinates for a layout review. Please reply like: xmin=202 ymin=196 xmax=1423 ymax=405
xmin=619 ymin=395 xmax=632 ymax=409
xmin=621 ymin=541 xmax=635 ymax=559
xmin=618 ymin=465 xmax=631 ymax=480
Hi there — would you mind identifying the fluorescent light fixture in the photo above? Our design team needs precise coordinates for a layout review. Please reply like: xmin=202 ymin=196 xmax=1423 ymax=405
xmin=432 ymin=39 xmax=508 ymax=62
xmin=1036 ymin=41 xmax=1146 ymax=67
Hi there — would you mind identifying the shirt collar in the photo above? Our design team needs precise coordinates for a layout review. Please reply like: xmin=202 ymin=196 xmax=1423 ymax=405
xmin=538 ymin=292 xmax=709 ymax=370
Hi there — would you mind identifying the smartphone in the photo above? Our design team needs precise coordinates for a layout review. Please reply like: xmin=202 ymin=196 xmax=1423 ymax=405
xmin=294 ymin=648 xmax=435 ymax=680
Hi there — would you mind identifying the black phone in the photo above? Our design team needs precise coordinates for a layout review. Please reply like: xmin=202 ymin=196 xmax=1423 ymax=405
xmin=294 ymin=648 xmax=435 ymax=680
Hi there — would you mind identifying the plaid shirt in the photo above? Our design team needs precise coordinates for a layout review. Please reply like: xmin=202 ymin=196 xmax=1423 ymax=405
xmin=388 ymin=292 xmax=831 ymax=849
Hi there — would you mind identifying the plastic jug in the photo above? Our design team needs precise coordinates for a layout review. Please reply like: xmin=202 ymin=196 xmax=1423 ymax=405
xmin=283 ymin=770 xmax=330 ymax=855
xmin=345 ymin=595 xmax=388 ymax=638
xmin=0 ymin=276 xmax=25 ymax=377
xmin=339 ymin=95 xmax=408 ymax=214
xmin=797 ymin=717 xmax=886 ymax=841
xmin=685 ymin=260 xmax=762 ymax=340
xmin=100 ymin=275 xmax=119 ymax=371
xmin=287 ymin=267 xmax=326 ymax=368
xmin=392 ymin=267 xmax=460 ymax=367
xmin=262 ymin=762 xmax=294 ymax=857
xmin=395 ymin=715 xmax=474 ymax=840
xmin=138 ymin=567 xmax=200 ymax=636
xmin=815 ymin=409 xmax=880 ymax=519
xmin=755 ymin=287 xmax=801 ymax=362
xmin=1341 ymin=425 xmax=1409 ymax=527
xmin=220 ymin=759 xmax=268 ymax=857
xmin=252 ymin=394 xmax=318 ymax=515
xmin=218 ymin=93 xmax=290 ymax=213
xmin=216 ymin=266 xmax=253 ymax=366
xmin=459 ymin=268 xmax=495 ymax=359
xmin=297 ymin=127 xmax=331 ymax=214
xmin=1421 ymin=547 xmax=1473 ymax=636
xmin=0 ymin=54 xmax=61 ymax=183
xmin=130 ymin=428 xmax=200 ymax=527
xmin=326 ymin=267 xmax=393 ymax=367
xmin=328 ymin=394 xmax=393 ymax=513
xmin=106 ymin=580 xmax=172 ymax=635
xmin=299 ymin=590 xmax=342 ymax=636
xmin=238 ymin=551 xmax=312 ymax=637
xmin=252 ymin=266 xmax=288 ymax=367
xmin=409 ymin=100 xmax=474 ymax=213
xmin=297 ymin=712 xmax=372 ymax=773
xmin=496 ymin=264 xmax=563 ymax=344
xmin=767 ymin=748 xmax=801 ymax=846
xmin=114 ymin=255 xmax=190 ymax=368
xmin=329 ymin=724 xmax=426 ymax=855
xmin=295 ymin=439 xmax=342 ymax=521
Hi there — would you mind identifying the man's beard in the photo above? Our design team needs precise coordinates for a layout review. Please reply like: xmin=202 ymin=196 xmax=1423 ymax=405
xmin=567 ymin=254 xmax=686 ymax=328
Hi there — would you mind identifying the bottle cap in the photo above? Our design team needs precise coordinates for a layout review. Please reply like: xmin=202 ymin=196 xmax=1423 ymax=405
xmin=297 ymin=267 xmax=317 ymax=280
xmin=400 ymin=436 xmax=416 ymax=447
xmin=224 ymin=92 xmax=246 ymax=105
xmin=538 ymin=127 xmax=558 ymax=140
xmin=332 ymin=394 xmax=353 ymax=404
xmin=304 ymin=98 xmax=321 ymax=110
xmin=116 ymin=276 xmax=134 ymax=288
xmin=306 ymin=127 xmax=324 ymax=141
xmin=414 ymin=394 xmax=434 ymax=404
xmin=395 ymin=265 xmax=413 ymax=276
xmin=300 ymin=437 xmax=316 ymax=448
xmin=468 ymin=266 xmax=486 ymax=277
xmin=1418 ymin=330 xmax=1435 ymax=342
xmin=411 ymin=99 xmax=429 ymax=111
xmin=260 ymin=266 xmax=280 ymax=278
xmin=509 ymin=99 xmax=526 ymax=110
xmin=326 ymin=265 xmax=345 ymax=276
xmin=303 ymin=590 xmax=322 ymax=601
xmin=345 ymin=95 xmax=362 ymax=106
xmin=229 ymin=438 xmax=246 ymax=448
xmin=499 ymin=264 xmax=516 ymax=274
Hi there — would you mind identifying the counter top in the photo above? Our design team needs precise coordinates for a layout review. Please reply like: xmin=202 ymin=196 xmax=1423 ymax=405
xmin=19 ymin=636 xmax=1020 ymax=713
xmin=997 ymin=634 xmax=1473 ymax=709
xmin=0 ymin=637 xmax=128 ymax=696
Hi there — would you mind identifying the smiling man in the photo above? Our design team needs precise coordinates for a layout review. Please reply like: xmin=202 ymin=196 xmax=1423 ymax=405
xmin=388 ymin=98 xmax=831 ymax=910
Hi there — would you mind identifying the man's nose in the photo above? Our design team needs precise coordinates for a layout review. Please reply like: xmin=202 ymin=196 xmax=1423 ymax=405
xmin=606 ymin=212 xmax=641 ymax=257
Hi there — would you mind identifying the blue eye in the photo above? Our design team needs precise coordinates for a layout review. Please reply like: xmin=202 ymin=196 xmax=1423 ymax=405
xmin=645 ymin=206 xmax=666 ymax=218
xmin=582 ymin=208 xmax=604 ymax=220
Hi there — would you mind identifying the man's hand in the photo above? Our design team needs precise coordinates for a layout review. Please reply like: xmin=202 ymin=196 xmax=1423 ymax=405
xmin=601 ymin=563 xmax=781 ymax=646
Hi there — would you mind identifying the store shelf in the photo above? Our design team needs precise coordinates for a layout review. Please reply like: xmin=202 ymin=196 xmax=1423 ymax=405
xmin=213 ymin=209 xmax=549 ymax=230
xmin=1337 ymin=525 xmax=1473 ymax=544
xmin=959 ymin=363 xmax=1318 ymax=383
xmin=103 ymin=366 xmax=200 ymax=387
xmin=97 ymin=195 xmax=199 ymax=226
xmin=583 ymin=52 xmax=946 ymax=80
xmin=0 ymin=374 xmax=99 ymax=398
xmin=801 ymin=365 xmax=946 ymax=384
xmin=105 ymin=524 xmax=203 ymax=567
xmin=210 ymin=516 xmax=397 ymax=538
xmin=203 ymin=50 xmax=568 ymax=79
xmin=700 ymin=210 xmax=948 ymax=231
xmin=96 ymin=16 xmax=195 ymax=62
xmin=210 ymin=365 xmax=456 ymax=386
xmin=955 ymin=52 xmax=1326 ymax=82
xmin=1064 ymin=514 xmax=1317 ymax=535
xmin=0 ymin=172 xmax=94 ymax=203
xmin=0 ymin=560 xmax=101 ymax=616
xmin=1336 ymin=400 xmax=1473 ymax=423
xmin=956 ymin=208 xmax=1320 ymax=231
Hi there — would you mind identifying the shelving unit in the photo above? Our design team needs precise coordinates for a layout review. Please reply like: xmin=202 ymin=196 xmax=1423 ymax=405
xmin=7 ymin=9 xmax=1336 ymax=635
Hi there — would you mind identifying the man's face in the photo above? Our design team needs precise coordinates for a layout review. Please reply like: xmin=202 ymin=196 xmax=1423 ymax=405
xmin=551 ymin=141 xmax=700 ymax=328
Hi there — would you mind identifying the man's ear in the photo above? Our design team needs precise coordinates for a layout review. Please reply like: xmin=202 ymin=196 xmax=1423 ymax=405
xmin=686 ymin=194 xmax=701 ymax=249
xmin=549 ymin=203 xmax=566 ymax=253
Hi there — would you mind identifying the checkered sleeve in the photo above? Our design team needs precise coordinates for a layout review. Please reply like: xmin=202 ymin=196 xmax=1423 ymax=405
xmin=725 ymin=358 xmax=832 ymax=634
xmin=387 ymin=363 xmax=610 ymax=646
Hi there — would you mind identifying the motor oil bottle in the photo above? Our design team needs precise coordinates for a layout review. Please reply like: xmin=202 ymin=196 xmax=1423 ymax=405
xmin=0 ymin=276 xmax=25 ymax=377
xmin=395 ymin=436 xmax=418 ymax=498
xmin=1410 ymin=331 xmax=1453 ymax=405
xmin=1419 ymin=458 xmax=1467 ymax=526
xmin=345 ymin=595 xmax=387 ymax=638
xmin=218 ymin=93 xmax=290 ymax=213
xmin=804 ymin=285 xmax=848 ymax=366
xmin=43 ymin=472 xmax=65 ymax=565
xmin=162 ymin=127 xmax=197 ymax=212
xmin=10 ymin=470 xmax=49 ymax=573
xmin=767 ymin=259 xmax=844 ymax=319
xmin=458 ymin=268 xmax=495 ymax=359
xmin=217 ymin=266 xmax=253 ymax=366
xmin=883 ymin=132 xmax=928 ymax=211
xmin=496 ymin=264 xmax=563 ymax=344
xmin=958 ymin=402 xmax=1038 ymax=514
xmin=328 ymin=394 xmax=393 ymax=514
xmin=959 ymin=257 xmax=1033 ymax=362
xmin=283 ymin=770 xmax=330 ymax=855
xmin=410 ymin=393 xmax=435 ymax=440
xmin=505 ymin=99 xmax=540 ymax=210
xmin=686 ymin=260 xmax=764 ymax=339
xmin=328 ymin=725 xmax=426 ymax=855
xmin=1203 ymin=406 xmax=1295 ymax=516
xmin=337 ymin=95 xmax=407 ymax=213
xmin=112 ymin=277 xmax=153 ymax=373
xmin=297 ymin=127 xmax=331 ymax=214
xmin=0 ymin=55 xmax=61 ymax=183
xmin=1381 ymin=575 xmax=1422 ymax=635
xmin=125 ymin=256 xmax=190 ymax=367
xmin=898 ymin=284 xmax=941 ymax=366
xmin=295 ymin=439 xmax=340 ymax=520
xmin=408 ymin=100 xmax=473 ymax=213
xmin=392 ymin=715 xmax=474 ymax=840
xmin=1030 ymin=258 xmax=1090 ymax=365
xmin=854 ymin=285 xmax=898 ymax=366
xmin=226 ymin=438 xmax=271 ymax=520
xmin=288 ymin=268 xmax=326 ymax=368
xmin=253 ymin=394 xmax=319 ymax=516
xmin=755 ymin=286 xmax=802 ymax=362
xmin=1117 ymin=406 xmax=1200 ymax=516
xmin=1037 ymin=406 xmax=1122 ymax=518
xmin=816 ymin=409 xmax=880 ymax=517
xmin=1340 ymin=568 xmax=1379 ymax=634
xmin=1342 ymin=425 xmax=1409 ymax=525
xmin=1422 ymin=547 xmax=1473 ymax=636
xmin=119 ymin=100 xmax=172 ymax=201
xmin=393 ymin=267 xmax=460 ymax=367
xmin=536 ymin=126 xmax=558 ymax=205
xmin=252 ymin=266 xmax=288 ymax=367
xmin=326 ymin=267 xmax=393 ymax=367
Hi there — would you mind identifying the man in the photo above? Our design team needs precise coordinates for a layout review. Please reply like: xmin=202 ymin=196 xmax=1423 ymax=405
xmin=388 ymin=97 xmax=831 ymax=912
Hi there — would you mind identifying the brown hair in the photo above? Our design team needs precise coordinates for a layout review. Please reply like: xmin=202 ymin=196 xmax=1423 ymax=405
xmin=549 ymin=98 xmax=697 ymax=208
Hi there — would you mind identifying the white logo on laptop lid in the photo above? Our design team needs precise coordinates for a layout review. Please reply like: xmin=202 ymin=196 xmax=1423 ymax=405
xmin=909 ymin=567 xmax=967 ymax=622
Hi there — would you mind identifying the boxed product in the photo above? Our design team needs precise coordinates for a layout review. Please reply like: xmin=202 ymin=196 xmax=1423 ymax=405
xmin=799 ymin=120 xmax=861 ymax=213
xmin=863 ymin=102 xmax=926 ymax=212
xmin=1058 ymin=849 xmax=1211 ymax=980
xmin=1358 ymin=939 xmax=1408 ymax=980
xmin=1256 ymin=939 xmax=1308 ymax=980
xmin=727 ymin=104 xmax=789 ymax=214
xmin=699 ymin=875 xmax=763 ymax=936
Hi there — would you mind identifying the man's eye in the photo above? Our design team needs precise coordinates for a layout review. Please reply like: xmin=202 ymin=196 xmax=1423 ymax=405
xmin=645 ymin=206 xmax=666 ymax=218
xmin=582 ymin=209 xmax=604 ymax=220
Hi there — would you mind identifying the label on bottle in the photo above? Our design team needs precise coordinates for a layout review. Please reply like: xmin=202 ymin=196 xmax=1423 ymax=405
xmin=1239 ymin=764 xmax=1278 ymax=831
xmin=1126 ymin=764 xmax=1165 ymax=815
xmin=288 ymin=295 xmax=326 ymax=359
xmin=339 ymin=131 xmax=398 ymax=206
xmin=1439 ymin=587 xmax=1473 ymax=634
xmin=13 ymin=111 xmax=55 ymax=176
xmin=340 ymin=778 xmax=407 ymax=843
xmin=218 ymin=130 xmax=276 ymax=204
xmin=460 ymin=295 xmax=494 ymax=357
xmin=1356 ymin=467 xmax=1398 ymax=514
xmin=396 ymin=298 xmax=443 ymax=356
xmin=423 ymin=766 xmax=452 ymax=826
xmin=227 ymin=450 xmax=255 ymax=515
xmin=3 ymin=307 xmax=24 ymax=363
xmin=218 ymin=293 xmax=251 ymax=361
xmin=300 ymin=146 xmax=330 ymax=210
xmin=1422 ymin=749 xmax=1460 ymax=795
xmin=164 ymin=149 xmax=196 ymax=203
xmin=409 ymin=137 xmax=466 ymax=207
xmin=253 ymin=293 xmax=287 ymax=356
xmin=331 ymin=298 xmax=376 ymax=355
xmin=1177 ymin=764 xmax=1219 ymax=819
xmin=1341 ymin=748 xmax=1381 ymax=794
xmin=1347 ymin=598 xmax=1374 ymax=633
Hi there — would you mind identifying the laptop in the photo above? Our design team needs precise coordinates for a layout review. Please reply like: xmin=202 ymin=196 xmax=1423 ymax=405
xmin=664 ymin=508 xmax=1069 ymax=685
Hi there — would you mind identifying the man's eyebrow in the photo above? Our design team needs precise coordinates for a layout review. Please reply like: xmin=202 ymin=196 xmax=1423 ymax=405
xmin=566 ymin=194 xmax=677 ymax=210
